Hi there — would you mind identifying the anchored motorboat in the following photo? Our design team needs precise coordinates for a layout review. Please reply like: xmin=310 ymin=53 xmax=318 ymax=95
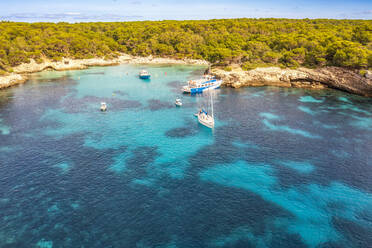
xmin=139 ymin=70 xmax=151 ymax=79
xmin=100 ymin=102 xmax=107 ymax=111
xmin=183 ymin=75 xmax=222 ymax=94
xmin=175 ymin=98 xmax=182 ymax=107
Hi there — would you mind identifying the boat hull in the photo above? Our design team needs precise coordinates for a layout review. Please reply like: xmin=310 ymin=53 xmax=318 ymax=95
xmin=183 ymin=80 xmax=222 ymax=94
xmin=198 ymin=114 xmax=214 ymax=128
xmin=139 ymin=75 xmax=151 ymax=79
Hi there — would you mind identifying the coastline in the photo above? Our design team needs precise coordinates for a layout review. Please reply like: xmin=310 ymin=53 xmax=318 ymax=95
xmin=0 ymin=74 xmax=28 ymax=90
xmin=211 ymin=66 xmax=372 ymax=97
xmin=1 ymin=54 xmax=371 ymax=97
xmin=0 ymin=54 xmax=209 ymax=90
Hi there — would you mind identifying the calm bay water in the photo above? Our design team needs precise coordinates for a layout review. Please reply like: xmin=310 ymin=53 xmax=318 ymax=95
xmin=0 ymin=64 xmax=371 ymax=248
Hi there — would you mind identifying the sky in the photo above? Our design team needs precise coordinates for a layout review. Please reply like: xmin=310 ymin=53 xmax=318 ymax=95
xmin=0 ymin=0 xmax=371 ymax=22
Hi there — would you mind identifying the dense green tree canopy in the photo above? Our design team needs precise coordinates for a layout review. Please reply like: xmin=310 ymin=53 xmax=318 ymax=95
xmin=0 ymin=19 xmax=371 ymax=73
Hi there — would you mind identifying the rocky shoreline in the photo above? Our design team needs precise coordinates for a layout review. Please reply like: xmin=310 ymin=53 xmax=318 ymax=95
xmin=1 ymin=54 xmax=371 ymax=97
xmin=211 ymin=66 xmax=372 ymax=97
xmin=0 ymin=54 xmax=209 ymax=90
xmin=0 ymin=74 xmax=28 ymax=89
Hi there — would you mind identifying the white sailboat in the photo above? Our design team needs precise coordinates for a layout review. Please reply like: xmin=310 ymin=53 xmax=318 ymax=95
xmin=197 ymin=92 xmax=214 ymax=128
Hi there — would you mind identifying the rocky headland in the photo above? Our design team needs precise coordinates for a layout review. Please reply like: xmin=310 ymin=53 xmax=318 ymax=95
xmin=211 ymin=66 xmax=372 ymax=97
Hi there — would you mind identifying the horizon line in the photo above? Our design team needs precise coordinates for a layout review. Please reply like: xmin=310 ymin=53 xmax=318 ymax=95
xmin=1 ymin=17 xmax=371 ymax=24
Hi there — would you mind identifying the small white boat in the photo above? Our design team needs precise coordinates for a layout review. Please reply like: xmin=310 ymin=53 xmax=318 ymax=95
xmin=197 ymin=92 xmax=215 ymax=128
xmin=175 ymin=98 xmax=182 ymax=107
xmin=100 ymin=102 xmax=107 ymax=111
xmin=139 ymin=70 xmax=151 ymax=79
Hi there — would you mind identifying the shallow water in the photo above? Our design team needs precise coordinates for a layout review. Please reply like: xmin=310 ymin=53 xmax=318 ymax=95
xmin=0 ymin=64 xmax=371 ymax=248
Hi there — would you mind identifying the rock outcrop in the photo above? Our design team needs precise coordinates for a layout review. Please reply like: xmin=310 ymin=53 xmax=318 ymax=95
xmin=125 ymin=55 xmax=209 ymax=66
xmin=211 ymin=66 xmax=372 ymax=97
xmin=0 ymin=73 xmax=28 ymax=89
xmin=12 ymin=54 xmax=209 ymax=75
xmin=12 ymin=57 xmax=121 ymax=74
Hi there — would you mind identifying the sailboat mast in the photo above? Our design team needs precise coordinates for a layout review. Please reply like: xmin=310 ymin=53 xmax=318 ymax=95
xmin=211 ymin=92 xmax=214 ymax=117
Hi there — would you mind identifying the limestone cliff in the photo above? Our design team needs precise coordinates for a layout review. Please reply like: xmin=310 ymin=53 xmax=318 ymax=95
xmin=211 ymin=67 xmax=372 ymax=97
xmin=11 ymin=55 xmax=209 ymax=75
xmin=0 ymin=74 xmax=28 ymax=89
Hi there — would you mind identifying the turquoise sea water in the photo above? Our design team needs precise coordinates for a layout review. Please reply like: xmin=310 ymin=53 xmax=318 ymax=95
xmin=0 ymin=64 xmax=372 ymax=247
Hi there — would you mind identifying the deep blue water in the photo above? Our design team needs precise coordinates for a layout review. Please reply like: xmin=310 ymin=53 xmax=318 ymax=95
xmin=0 ymin=65 xmax=371 ymax=248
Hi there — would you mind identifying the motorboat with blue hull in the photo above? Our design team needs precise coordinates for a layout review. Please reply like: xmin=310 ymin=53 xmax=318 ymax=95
xmin=182 ymin=75 xmax=222 ymax=94
xmin=139 ymin=70 xmax=151 ymax=79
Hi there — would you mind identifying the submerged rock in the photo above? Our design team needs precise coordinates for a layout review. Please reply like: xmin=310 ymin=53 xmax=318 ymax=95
xmin=212 ymin=66 xmax=372 ymax=97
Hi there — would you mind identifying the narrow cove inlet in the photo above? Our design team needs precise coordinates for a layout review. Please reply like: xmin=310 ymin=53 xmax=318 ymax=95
xmin=0 ymin=64 xmax=371 ymax=247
